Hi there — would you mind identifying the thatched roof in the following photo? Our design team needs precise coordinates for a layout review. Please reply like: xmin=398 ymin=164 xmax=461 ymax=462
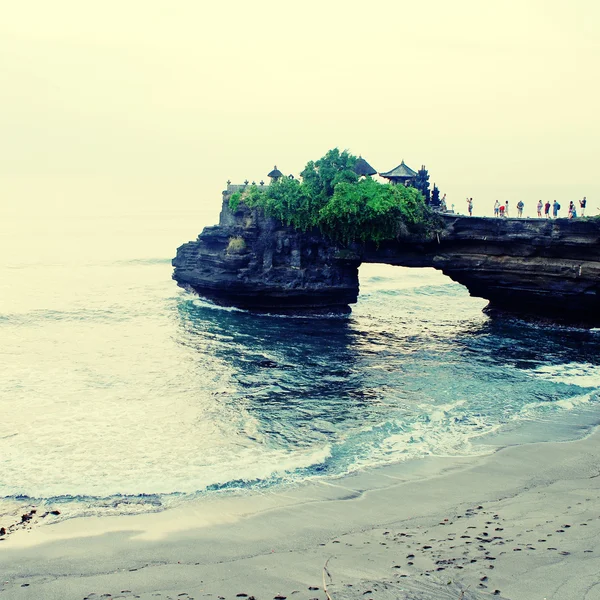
xmin=267 ymin=166 xmax=283 ymax=179
xmin=379 ymin=160 xmax=417 ymax=180
xmin=354 ymin=157 xmax=377 ymax=177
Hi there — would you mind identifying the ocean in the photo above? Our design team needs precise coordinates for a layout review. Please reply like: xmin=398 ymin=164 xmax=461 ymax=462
xmin=1 ymin=208 xmax=600 ymax=521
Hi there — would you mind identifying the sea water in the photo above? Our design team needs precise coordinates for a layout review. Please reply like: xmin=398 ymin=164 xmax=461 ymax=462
xmin=1 ymin=209 xmax=599 ymax=519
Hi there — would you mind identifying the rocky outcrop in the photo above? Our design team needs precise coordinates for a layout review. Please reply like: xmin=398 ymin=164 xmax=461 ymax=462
xmin=362 ymin=216 xmax=600 ymax=324
xmin=173 ymin=196 xmax=360 ymax=312
xmin=173 ymin=191 xmax=600 ymax=325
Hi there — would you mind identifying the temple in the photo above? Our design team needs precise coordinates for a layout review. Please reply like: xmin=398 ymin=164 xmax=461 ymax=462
xmin=379 ymin=160 xmax=418 ymax=186
xmin=267 ymin=166 xmax=283 ymax=182
xmin=353 ymin=157 xmax=377 ymax=177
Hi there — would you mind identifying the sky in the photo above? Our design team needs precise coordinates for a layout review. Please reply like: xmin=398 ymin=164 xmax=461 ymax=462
xmin=1 ymin=0 xmax=599 ymax=220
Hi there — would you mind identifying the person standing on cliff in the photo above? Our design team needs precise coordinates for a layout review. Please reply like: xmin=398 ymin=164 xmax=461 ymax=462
xmin=552 ymin=200 xmax=560 ymax=218
xmin=580 ymin=196 xmax=587 ymax=216
xmin=467 ymin=198 xmax=473 ymax=216
xmin=537 ymin=200 xmax=543 ymax=217
xmin=517 ymin=200 xmax=524 ymax=217
xmin=494 ymin=200 xmax=500 ymax=217
xmin=544 ymin=200 xmax=551 ymax=218
xmin=504 ymin=201 xmax=510 ymax=217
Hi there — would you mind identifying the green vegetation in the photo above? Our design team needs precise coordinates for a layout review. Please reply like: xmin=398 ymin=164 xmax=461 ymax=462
xmin=414 ymin=166 xmax=430 ymax=203
xmin=431 ymin=184 xmax=440 ymax=207
xmin=229 ymin=149 xmax=441 ymax=245
xmin=226 ymin=236 xmax=247 ymax=254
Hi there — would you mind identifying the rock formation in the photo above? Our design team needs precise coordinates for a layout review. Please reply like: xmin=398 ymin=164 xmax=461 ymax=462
xmin=173 ymin=196 xmax=360 ymax=312
xmin=173 ymin=191 xmax=600 ymax=326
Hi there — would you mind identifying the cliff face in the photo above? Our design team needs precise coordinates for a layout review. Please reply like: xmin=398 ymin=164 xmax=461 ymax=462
xmin=173 ymin=196 xmax=360 ymax=312
xmin=362 ymin=216 xmax=600 ymax=323
xmin=438 ymin=217 xmax=600 ymax=322
xmin=173 ymin=192 xmax=600 ymax=325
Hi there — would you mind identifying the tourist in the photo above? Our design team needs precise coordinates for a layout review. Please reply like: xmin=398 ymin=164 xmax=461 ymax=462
xmin=552 ymin=200 xmax=560 ymax=218
xmin=568 ymin=201 xmax=574 ymax=218
xmin=517 ymin=200 xmax=524 ymax=218
xmin=467 ymin=198 xmax=473 ymax=216
xmin=494 ymin=200 xmax=500 ymax=217
xmin=580 ymin=197 xmax=587 ymax=216
xmin=504 ymin=201 xmax=510 ymax=217
xmin=544 ymin=200 xmax=551 ymax=218
xmin=499 ymin=203 xmax=505 ymax=217
xmin=537 ymin=200 xmax=543 ymax=217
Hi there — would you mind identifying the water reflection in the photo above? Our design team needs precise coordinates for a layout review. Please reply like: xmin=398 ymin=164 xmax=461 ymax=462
xmin=453 ymin=317 xmax=600 ymax=372
xmin=175 ymin=297 xmax=375 ymax=449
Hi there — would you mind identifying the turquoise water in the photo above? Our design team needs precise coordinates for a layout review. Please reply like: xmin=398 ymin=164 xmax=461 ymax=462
xmin=1 ymin=210 xmax=599 ymax=518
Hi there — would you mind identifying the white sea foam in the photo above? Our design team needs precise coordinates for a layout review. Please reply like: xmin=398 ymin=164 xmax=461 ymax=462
xmin=188 ymin=295 xmax=348 ymax=320
xmin=531 ymin=363 xmax=600 ymax=388
xmin=515 ymin=392 xmax=598 ymax=419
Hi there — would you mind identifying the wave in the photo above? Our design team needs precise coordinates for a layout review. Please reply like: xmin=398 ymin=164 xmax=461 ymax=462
xmin=112 ymin=258 xmax=173 ymax=266
xmin=0 ymin=307 xmax=131 ymax=326
xmin=184 ymin=295 xmax=350 ymax=320
xmin=2 ymin=385 xmax=598 ymax=524
xmin=0 ymin=445 xmax=334 ymax=522
xmin=2 ymin=257 xmax=173 ymax=269
xmin=364 ymin=284 xmax=465 ymax=299
xmin=530 ymin=362 xmax=600 ymax=388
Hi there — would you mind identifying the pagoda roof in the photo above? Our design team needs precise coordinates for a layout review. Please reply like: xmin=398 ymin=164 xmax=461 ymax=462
xmin=379 ymin=160 xmax=417 ymax=179
xmin=354 ymin=157 xmax=377 ymax=177
xmin=268 ymin=166 xmax=283 ymax=179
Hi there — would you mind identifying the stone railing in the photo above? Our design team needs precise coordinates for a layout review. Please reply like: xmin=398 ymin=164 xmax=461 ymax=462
xmin=225 ymin=183 xmax=268 ymax=194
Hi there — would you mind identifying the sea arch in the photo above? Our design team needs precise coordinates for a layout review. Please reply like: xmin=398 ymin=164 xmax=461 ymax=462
xmin=173 ymin=196 xmax=600 ymax=326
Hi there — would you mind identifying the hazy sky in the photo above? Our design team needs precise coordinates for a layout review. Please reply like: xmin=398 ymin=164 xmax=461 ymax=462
xmin=2 ymin=0 xmax=599 ymax=218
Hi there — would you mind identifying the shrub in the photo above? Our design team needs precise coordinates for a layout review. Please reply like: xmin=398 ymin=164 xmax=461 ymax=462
xmin=229 ymin=192 xmax=243 ymax=212
xmin=226 ymin=236 xmax=246 ymax=254
xmin=228 ymin=149 xmax=442 ymax=245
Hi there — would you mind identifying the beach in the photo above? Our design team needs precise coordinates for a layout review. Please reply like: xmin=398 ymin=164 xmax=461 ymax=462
xmin=3 ymin=1 xmax=600 ymax=598
xmin=2 ymin=428 xmax=599 ymax=600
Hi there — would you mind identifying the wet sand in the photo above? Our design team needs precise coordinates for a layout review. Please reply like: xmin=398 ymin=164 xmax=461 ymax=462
xmin=1 ymin=429 xmax=599 ymax=600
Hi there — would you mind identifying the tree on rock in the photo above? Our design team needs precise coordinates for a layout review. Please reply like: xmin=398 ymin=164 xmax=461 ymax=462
xmin=431 ymin=184 xmax=440 ymax=208
xmin=229 ymin=149 xmax=441 ymax=244
xmin=414 ymin=166 xmax=431 ymax=203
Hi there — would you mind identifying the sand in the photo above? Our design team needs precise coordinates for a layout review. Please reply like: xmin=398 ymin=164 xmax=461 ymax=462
xmin=1 ymin=429 xmax=599 ymax=600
